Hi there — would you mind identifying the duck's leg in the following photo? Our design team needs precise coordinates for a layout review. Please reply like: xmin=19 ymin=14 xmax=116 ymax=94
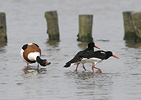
xmin=74 ymin=63 xmax=80 ymax=72
xmin=37 ymin=63 xmax=39 ymax=69
xmin=27 ymin=62 xmax=29 ymax=68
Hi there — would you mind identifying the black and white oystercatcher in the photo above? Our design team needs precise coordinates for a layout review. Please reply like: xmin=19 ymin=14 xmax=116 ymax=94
xmin=20 ymin=43 xmax=51 ymax=68
xmin=80 ymin=50 xmax=119 ymax=72
xmin=64 ymin=42 xmax=100 ymax=72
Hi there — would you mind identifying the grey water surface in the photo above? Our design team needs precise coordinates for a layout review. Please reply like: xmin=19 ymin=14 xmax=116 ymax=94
xmin=0 ymin=0 xmax=141 ymax=100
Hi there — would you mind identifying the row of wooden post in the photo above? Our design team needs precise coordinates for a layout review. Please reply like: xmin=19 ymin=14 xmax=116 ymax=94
xmin=0 ymin=11 xmax=93 ymax=43
xmin=1 ymin=11 xmax=141 ymax=43
xmin=45 ymin=11 xmax=93 ymax=42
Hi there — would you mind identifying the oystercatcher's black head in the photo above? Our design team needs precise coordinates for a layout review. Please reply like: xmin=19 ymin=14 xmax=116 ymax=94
xmin=36 ymin=56 xmax=51 ymax=66
xmin=88 ymin=42 xmax=100 ymax=49
xmin=105 ymin=51 xmax=119 ymax=59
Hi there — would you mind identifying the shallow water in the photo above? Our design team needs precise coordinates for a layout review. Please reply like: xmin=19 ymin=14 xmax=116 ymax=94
xmin=0 ymin=0 xmax=141 ymax=100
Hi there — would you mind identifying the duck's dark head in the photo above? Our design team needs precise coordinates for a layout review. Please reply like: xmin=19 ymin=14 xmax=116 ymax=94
xmin=105 ymin=51 xmax=119 ymax=59
xmin=88 ymin=42 xmax=100 ymax=49
xmin=36 ymin=56 xmax=51 ymax=66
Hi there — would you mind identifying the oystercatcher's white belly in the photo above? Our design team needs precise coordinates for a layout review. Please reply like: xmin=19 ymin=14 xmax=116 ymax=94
xmin=81 ymin=58 xmax=102 ymax=64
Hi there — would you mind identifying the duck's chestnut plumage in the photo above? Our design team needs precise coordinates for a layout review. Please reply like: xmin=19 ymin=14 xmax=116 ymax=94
xmin=20 ymin=43 xmax=50 ymax=68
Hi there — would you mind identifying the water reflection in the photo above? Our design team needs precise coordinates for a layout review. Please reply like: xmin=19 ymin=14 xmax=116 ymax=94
xmin=76 ymin=73 xmax=113 ymax=100
xmin=46 ymin=40 xmax=59 ymax=47
xmin=78 ymin=42 xmax=88 ymax=49
xmin=65 ymin=71 xmax=95 ymax=80
xmin=65 ymin=71 xmax=113 ymax=100
xmin=23 ymin=66 xmax=47 ymax=74
xmin=0 ymin=41 xmax=7 ymax=53
xmin=125 ymin=41 xmax=141 ymax=48
xmin=75 ymin=72 xmax=95 ymax=80
xmin=0 ymin=41 xmax=7 ymax=48
xmin=96 ymin=39 xmax=110 ymax=42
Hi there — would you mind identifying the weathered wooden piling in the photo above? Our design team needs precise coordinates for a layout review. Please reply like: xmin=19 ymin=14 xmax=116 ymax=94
xmin=77 ymin=15 xmax=93 ymax=42
xmin=123 ymin=11 xmax=136 ymax=41
xmin=45 ymin=11 xmax=60 ymax=40
xmin=0 ymin=12 xmax=7 ymax=42
xmin=131 ymin=12 xmax=141 ymax=41
xmin=123 ymin=11 xmax=141 ymax=42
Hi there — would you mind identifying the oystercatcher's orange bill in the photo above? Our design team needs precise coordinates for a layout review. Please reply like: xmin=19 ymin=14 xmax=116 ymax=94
xmin=112 ymin=55 xmax=120 ymax=59
xmin=94 ymin=45 xmax=100 ymax=49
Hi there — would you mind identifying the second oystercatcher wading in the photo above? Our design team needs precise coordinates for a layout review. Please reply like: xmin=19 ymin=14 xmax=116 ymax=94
xmin=64 ymin=42 xmax=100 ymax=72
xmin=20 ymin=43 xmax=51 ymax=68
xmin=80 ymin=50 xmax=119 ymax=73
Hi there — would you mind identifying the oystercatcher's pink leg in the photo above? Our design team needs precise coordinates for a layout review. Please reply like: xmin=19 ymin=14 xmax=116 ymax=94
xmin=74 ymin=63 xmax=80 ymax=72
xmin=94 ymin=66 xmax=102 ymax=73
xmin=83 ymin=65 xmax=86 ymax=71
xmin=92 ymin=64 xmax=102 ymax=73
xmin=92 ymin=64 xmax=95 ymax=72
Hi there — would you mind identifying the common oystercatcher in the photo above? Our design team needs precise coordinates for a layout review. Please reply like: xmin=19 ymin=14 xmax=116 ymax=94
xmin=80 ymin=50 xmax=119 ymax=72
xmin=20 ymin=43 xmax=51 ymax=68
xmin=64 ymin=42 xmax=100 ymax=72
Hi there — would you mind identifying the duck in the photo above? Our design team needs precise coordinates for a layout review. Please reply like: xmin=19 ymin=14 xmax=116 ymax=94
xmin=20 ymin=43 xmax=51 ymax=68
xmin=64 ymin=42 xmax=100 ymax=72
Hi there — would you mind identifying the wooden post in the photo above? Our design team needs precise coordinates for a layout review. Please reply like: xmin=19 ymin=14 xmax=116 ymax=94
xmin=123 ymin=11 xmax=141 ymax=42
xmin=77 ymin=15 xmax=93 ymax=42
xmin=123 ymin=11 xmax=136 ymax=41
xmin=131 ymin=12 xmax=141 ymax=41
xmin=45 ymin=11 xmax=60 ymax=40
xmin=0 ymin=12 xmax=7 ymax=42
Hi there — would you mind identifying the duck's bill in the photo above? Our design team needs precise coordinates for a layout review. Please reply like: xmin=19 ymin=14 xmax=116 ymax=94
xmin=46 ymin=62 xmax=51 ymax=65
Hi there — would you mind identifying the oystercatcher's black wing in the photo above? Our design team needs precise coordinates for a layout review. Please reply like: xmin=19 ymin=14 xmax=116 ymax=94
xmin=92 ymin=50 xmax=106 ymax=60
xmin=64 ymin=49 xmax=88 ymax=67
